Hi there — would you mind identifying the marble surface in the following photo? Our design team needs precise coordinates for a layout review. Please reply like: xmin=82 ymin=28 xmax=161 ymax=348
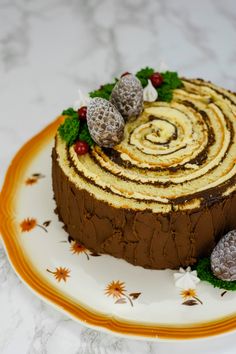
xmin=0 ymin=0 xmax=236 ymax=352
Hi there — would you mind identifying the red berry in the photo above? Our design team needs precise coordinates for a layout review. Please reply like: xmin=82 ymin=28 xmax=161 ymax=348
xmin=150 ymin=72 xmax=163 ymax=87
xmin=74 ymin=141 xmax=89 ymax=155
xmin=78 ymin=106 xmax=87 ymax=120
xmin=121 ymin=71 xmax=131 ymax=78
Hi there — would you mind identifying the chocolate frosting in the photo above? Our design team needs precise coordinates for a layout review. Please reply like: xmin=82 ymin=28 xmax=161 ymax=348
xmin=52 ymin=147 xmax=236 ymax=269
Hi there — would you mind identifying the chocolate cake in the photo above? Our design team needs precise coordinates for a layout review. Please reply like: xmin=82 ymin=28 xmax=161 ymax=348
xmin=52 ymin=74 xmax=236 ymax=269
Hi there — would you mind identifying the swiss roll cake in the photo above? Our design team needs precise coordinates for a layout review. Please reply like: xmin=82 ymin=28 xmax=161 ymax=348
xmin=52 ymin=73 xmax=236 ymax=269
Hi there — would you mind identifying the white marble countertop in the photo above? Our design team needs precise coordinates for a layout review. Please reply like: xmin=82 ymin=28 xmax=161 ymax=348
xmin=1 ymin=0 xmax=236 ymax=352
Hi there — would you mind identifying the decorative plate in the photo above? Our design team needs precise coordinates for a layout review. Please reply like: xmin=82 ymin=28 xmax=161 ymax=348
xmin=0 ymin=117 xmax=236 ymax=341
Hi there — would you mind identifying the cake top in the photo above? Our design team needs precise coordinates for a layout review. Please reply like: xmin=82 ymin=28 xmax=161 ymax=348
xmin=56 ymin=67 xmax=236 ymax=213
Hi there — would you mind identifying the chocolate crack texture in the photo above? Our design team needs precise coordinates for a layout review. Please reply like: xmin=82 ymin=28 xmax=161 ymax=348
xmin=52 ymin=79 xmax=236 ymax=269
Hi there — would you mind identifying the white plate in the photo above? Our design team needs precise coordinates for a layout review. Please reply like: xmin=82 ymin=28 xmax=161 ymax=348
xmin=0 ymin=117 xmax=236 ymax=341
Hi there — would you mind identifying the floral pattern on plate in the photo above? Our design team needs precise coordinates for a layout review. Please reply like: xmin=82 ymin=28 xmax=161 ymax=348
xmin=46 ymin=267 xmax=71 ymax=282
xmin=25 ymin=173 xmax=45 ymax=186
xmin=20 ymin=218 xmax=51 ymax=233
xmin=180 ymin=289 xmax=203 ymax=306
xmin=105 ymin=280 xmax=141 ymax=307
xmin=1 ymin=117 xmax=236 ymax=340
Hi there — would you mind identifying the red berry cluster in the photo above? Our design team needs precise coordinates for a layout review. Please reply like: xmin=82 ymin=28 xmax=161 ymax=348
xmin=121 ymin=70 xmax=163 ymax=87
xmin=121 ymin=71 xmax=131 ymax=78
xmin=74 ymin=140 xmax=89 ymax=155
xmin=150 ymin=72 xmax=163 ymax=87
xmin=77 ymin=106 xmax=87 ymax=121
xmin=74 ymin=106 xmax=89 ymax=156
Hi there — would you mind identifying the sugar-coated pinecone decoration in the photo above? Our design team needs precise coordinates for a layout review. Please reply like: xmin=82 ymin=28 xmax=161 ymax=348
xmin=110 ymin=74 xmax=143 ymax=121
xmin=87 ymin=98 xmax=125 ymax=148
xmin=211 ymin=230 xmax=236 ymax=281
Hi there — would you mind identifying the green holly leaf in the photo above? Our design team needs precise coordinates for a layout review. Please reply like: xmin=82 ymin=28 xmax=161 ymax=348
xmin=59 ymin=106 xmax=94 ymax=148
xmin=79 ymin=123 xmax=94 ymax=147
xmin=161 ymin=71 xmax=183 ymax=89
xmin=62 ymin=107 xmax=78 ymax=119
xmin=196 ymin=258 xmax=236 ymax=291
xmin=58 ymin=116 xmax=80 ymax=146
xmin=136 ymin=67 xmax=155 ymax=87
xmin=156 ymin=83 xmax=173 ymax=102
xmin=89 ymin=80 xmax=118 ymax=100
xmin=155 ymin=71 xmax=183 ymax=102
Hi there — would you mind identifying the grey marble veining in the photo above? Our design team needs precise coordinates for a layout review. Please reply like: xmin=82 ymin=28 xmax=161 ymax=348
xmin=1 ymin=0 xmax=236 ymax=353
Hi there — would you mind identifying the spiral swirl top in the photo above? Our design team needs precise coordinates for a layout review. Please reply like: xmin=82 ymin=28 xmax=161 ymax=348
xmin=56 ymin=78 xmax=236 ymax=213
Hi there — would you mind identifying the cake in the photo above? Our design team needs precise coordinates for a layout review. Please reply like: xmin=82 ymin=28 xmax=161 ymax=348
xmin=52 ymin=68 xmax=236 ymax=270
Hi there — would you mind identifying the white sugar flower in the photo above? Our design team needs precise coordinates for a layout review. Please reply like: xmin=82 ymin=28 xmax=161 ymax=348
xmin=143 ymin=79 xmax=158 ymax=102
xmin=73 ymin=89 xmax=90 ymax=111
xmin=174 ymin=266 xmax=200 ymax=289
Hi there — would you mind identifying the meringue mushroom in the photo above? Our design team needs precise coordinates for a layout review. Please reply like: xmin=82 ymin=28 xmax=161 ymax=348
xmin=143 ymin=79 xmax=158 ymax=102
xmin=174 ymin=266 xmax=200 ymax=289
xmin=73 ymin=89 xmax=90 ymax=111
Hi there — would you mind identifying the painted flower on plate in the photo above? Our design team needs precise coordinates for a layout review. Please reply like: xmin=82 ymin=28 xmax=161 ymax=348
xmin=181 ymin=288 xmax=197 ymax=300
xmin=180 ymin=288 xmax=203 ymax=305
xmin=70 ymin=241 xmax=90 ymax=260
xmin=20 ymin=218 xmax=37 ymax=232
xmin=105 ymin=280 xmax=126 ymax=299
xmin=25 ymin=177 xmax=37 ymax=185
xmin=70 ymin=241 xmax=87 ymax=255
xmin=47 ymin=267 xmax=70 ymax=282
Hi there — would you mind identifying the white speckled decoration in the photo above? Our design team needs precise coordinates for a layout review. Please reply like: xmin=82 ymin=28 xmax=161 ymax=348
xmin=0 ymin=0 xmax=236 ymax=352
